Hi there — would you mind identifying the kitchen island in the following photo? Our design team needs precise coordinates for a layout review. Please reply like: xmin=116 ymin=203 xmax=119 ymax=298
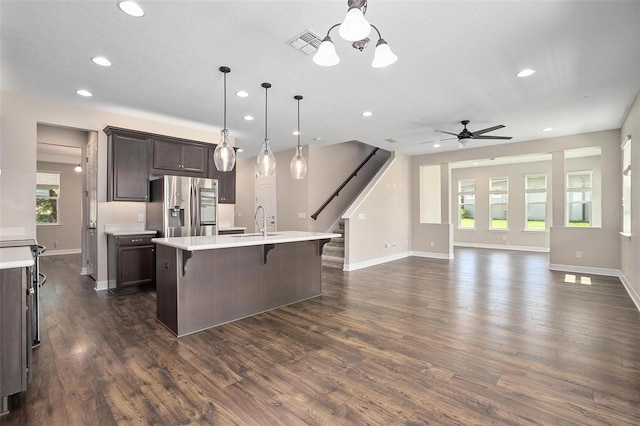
xmin=152 ymin=231 xmax=340 ymax=337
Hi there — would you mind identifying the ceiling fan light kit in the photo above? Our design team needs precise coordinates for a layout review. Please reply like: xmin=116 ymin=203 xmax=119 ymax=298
xmin=313 ymin=0 xmax=397 ymax=68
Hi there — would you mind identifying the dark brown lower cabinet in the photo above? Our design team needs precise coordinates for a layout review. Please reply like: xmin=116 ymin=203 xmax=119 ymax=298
xmin=107 ymin=234 xmax=156 ymax=295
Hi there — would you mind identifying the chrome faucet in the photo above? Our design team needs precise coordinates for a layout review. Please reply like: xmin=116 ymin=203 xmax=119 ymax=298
xmin=255 ymin=205 xmax=267 ymax=237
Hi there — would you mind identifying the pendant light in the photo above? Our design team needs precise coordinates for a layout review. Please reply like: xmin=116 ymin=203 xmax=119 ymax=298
xmin=290 ymin=95 xmax=307 ymax=180
xmin=256 ymin=82 xmax=276 ymax=177
xmin=213 ymin=66 xmax=236 ymax=172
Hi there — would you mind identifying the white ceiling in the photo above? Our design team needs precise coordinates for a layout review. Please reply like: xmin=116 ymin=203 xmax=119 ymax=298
xmin=2 ymin=1 xmax=639 ymax=160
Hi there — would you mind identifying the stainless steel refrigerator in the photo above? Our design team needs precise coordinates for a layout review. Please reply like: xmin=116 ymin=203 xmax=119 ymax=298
xmin=147 ymin=176 xmax=218 ymax=237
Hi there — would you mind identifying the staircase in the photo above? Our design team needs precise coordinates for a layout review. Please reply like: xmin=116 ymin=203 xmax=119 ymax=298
xmin=322 ymin=220 xmax=345 ymax=269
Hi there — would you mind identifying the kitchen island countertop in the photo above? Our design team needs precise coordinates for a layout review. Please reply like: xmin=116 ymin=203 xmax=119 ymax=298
xmin=152 ymin=230 xmax=340 ymax=251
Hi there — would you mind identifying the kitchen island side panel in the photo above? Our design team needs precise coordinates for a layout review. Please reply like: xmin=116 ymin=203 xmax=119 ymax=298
xmin=155 ymin=244 xmax=178 ymax=334
xmin=157 ymin=240 xmax=323 ymax=337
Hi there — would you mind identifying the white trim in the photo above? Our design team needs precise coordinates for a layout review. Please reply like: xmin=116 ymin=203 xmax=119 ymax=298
xmin=342 ymin=152 xmax=395 ymax=219
xmin=411 ymin=251 xmax=454 ymax=260
xmin=619 ymin=272 xmax=640 ymax=312
xmin=620 ymin=232 xmax=632 ymax=238
xmin=343 ymin=251 xmax=411 ymax=271
xmin=548 ymin=263 xmax=620 ymax=278
xmin=94 ymin=280 xmax=108 ymax=291
xmin=39 ymin=248 xmax=81 ymax=256
xmin=454 ymin=242 xmax=549 ymax=253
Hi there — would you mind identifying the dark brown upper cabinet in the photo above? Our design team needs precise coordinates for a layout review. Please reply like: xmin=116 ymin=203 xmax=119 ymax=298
xmin=208 ymin=148 xmax=236 ymax=204
xmin=105 ymin=127 xmax=150 ymax=202
xmin=151 ymin=138 xmax=208 ymax=177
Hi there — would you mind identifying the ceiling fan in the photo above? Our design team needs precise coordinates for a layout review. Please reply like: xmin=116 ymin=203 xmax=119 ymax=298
xmin=421 ymin=120 xmax=512 ymax=147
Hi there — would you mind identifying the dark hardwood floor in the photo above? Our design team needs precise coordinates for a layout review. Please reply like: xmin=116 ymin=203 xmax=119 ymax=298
xmin=2 ymin=248 xmax=639 ymax=425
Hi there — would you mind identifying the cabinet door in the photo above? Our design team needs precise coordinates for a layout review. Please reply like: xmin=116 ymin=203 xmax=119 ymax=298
xmin=108 ymin=132 xmax=149 ymax=201
xmin=152 ymin=138 xmax=183 ymax=173
xmin=181 ymin=143 xmax=207 ymax=176
xmin=208 ymin=147 xmax=236 ymax=204
xmin=118 ymin=245 xmax=155 ymax=288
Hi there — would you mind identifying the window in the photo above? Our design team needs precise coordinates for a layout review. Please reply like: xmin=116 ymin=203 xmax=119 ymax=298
xmin=525 ymin=175 xmax=547 ymax=230
xmin=36 ymin=172 xmax=60 ymax=224
xmin=458 ymin=179 xmax=475 ymax=229
xmin=489 ymin=178 xmax=508 ymax=229
xmin=622 ymin=136 xmax=632 ymax=234
xmin=566 ymin=171 xmax=592 ymax=227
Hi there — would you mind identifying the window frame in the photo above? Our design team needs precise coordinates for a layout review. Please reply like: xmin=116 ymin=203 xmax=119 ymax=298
xmin=489 ymin=177 xmax=509 ymax=230
xmin=566 ymin=170 xmax=593 ymax=227
xmin=457 ymin=179 xmax=476 ymax=229
xmin=36 ymin=171 xmax=61 ymax=225
xmin=524 ymin=174 xmax=547 ymax=231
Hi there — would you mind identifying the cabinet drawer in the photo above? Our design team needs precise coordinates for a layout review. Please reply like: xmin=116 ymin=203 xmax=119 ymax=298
xmin=117 ymin=235 xmax=155 ymax=246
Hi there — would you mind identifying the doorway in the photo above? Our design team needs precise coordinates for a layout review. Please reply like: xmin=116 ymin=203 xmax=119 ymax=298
xmin=255 ymin=171 xmax=277 ymax=232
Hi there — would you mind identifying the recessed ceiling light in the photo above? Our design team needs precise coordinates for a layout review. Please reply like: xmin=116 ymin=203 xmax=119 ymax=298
xmin=91 ymin=56 xmax=112 ymax=67
xmin=362 ymin=111 xmax=373 ymax=117
xmin=542 ymin=127 xmax=553 ymax=132
xmin=433 ymin=143 xmax=441 ymax=148
xmin=118 ymin=1 xmax=144 ymax=17
xmin=292 ymin=131 xmax=301 ymax=136
xmin=243 ymin=115 xmax=254 ymax=121
xmin=313 ymin=137 xmax=323 ymax=141
xmin=76 ymin=89 xmax=92 ymax=97
xmin=236 ymin=91 xmax=249 ymax=98
xmin=516 ymin=68 xmax=536 ymax=78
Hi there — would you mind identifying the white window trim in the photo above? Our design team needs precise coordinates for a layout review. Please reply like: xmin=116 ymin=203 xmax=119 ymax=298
xmin=524 ymin=174 xmax=547 ymax=231
xmin=566 ymin=170 xmax=592 ymax=227
xmin=489 ymin=177 xmax=509 ymax=230
xmin=457 ymin=179 xmax=476 ymax=230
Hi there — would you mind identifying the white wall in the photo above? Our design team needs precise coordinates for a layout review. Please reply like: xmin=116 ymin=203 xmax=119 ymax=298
xmin=343 ymin=153 xmax=412 ymax=270
xmin=619 ymin=92 xmax=639 ymax=308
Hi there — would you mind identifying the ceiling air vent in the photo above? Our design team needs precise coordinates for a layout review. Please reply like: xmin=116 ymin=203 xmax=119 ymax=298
xmin=385 ymin=138 xmax=398 ymax=144
xmin=287 ymin=30 xmax=322 ymax=55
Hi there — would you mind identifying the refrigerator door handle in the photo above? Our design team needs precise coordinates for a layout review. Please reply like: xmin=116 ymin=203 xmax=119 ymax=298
xmin=190 ymin=182 xmax=197 ymax=234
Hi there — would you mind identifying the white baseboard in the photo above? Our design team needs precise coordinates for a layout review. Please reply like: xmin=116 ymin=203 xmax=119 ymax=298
xmin=94 ymin=280 xmax=108 ymax=291
xmin=548 ymin=263 xmax=620 ymax=277
xmin=454 ymin=242 xmax=550 ymax=253
xmin=344 ymin=252 xmax=411 ymax=271
xmin=411 ymin=251 xmax=454 ymax=260
xmin=40 ymin=248 xmax=82 ymax=256
xmin=618 ymin=272 xmax=640 ymax=312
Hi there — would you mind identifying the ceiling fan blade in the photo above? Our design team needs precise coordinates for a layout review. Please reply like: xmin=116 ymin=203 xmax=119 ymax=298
xmin=473 ymin=135 xmax=513 ymax=140
xmin=472 ymin=125 xmax=505 ymax=136
xmin=435 ymin=130 xmax=459 ymax=136
xmin=419 ymin=137 xmax=457 ymax=144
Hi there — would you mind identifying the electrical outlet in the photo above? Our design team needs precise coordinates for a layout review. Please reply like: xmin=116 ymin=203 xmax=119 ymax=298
xmin=502 ymin=235 xmax=507 ymax=241
xmin=138 ymin=213 xmax=144 ymax=222
xmin=430 ymin=241 xmax=435 ymax=247
xmin=298 ymin=212 xmax=306 ymax=219
xmin=576 ymin=251 xmax=582 ymax=258
xmin=358 ymin=213 xmax=365 ymax=220
xmin=384 ymin=243 xmax=390 ymax=248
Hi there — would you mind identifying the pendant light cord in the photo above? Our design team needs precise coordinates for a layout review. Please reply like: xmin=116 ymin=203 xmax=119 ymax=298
xmin=297 ymin=98 xmax=300 ymax=148
xmin=264 ymin=86 xmax=268 ymax=140
xmin=223 ymin=72 xmax=227 ymax=130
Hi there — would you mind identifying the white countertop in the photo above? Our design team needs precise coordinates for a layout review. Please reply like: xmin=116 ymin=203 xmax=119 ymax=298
xmin=0 ymin=247 xmax=35 ymax=269
xmin=105 ymin=230 xmax=158 ymax=236
xmin=218 ymin=226 xmax=247 ymax=231
xmin=152 ymin=231 xmax=341 ymax=251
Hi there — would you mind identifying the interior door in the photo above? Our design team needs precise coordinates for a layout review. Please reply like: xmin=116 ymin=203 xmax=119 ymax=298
xmin=255 ymin=172 xmax=277 ymax=232
xmin=85 ymin=134 xmax=98 ymax=279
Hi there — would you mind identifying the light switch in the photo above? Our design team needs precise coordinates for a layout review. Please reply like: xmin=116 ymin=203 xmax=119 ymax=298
xmin=298 ymin=212 xmax=306 ymax=219
xmin=358 ymin=213 xmax=365 ymax=220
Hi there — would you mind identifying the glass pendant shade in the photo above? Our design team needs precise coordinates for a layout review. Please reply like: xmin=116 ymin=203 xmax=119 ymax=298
xmin=214 ymin=128 xmax=236 ymax=171
xmin=338 ymin=7 xmax=371 ymax=41
xmin=290 ymin=145 xmax=307 ymax=180
xmin=257 ymin=139 xmax=276 ymax=177
xmin=313 ymin=37 xmax=340 ymax=66
xmin=371 ymin=39 xmax=398 ymax=68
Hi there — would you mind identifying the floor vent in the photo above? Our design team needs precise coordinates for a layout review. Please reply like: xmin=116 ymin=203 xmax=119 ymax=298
xmin=287 ymin=30 xmax=322 ymax=55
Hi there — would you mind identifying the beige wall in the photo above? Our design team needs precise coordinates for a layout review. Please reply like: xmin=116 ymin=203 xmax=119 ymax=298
xmin=620 ymin=92 xmax=639 ymax=307
xmin=0 ymin=90 xmax=232 ymax=285
xmin=411 ymin=129 xmax=622 ymax=272
xmin=343 ymin=153 xmax=412 ymax=269
xmin=36 ymin=161 xmax=83 ymax=253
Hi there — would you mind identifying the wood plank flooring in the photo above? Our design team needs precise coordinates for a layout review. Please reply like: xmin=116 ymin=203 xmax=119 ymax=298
xmin=2 ymin=248 xmax=639 ymax=425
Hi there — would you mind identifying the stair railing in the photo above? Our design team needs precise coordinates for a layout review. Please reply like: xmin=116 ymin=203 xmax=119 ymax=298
xmin=311 ymin=147 xmax=379 ymax=220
